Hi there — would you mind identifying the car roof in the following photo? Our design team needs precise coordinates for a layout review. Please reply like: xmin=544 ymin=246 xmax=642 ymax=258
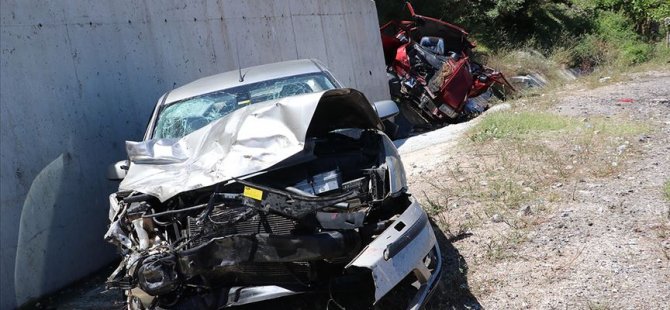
xmin=165 ymin=59 xmax=326 ymax=104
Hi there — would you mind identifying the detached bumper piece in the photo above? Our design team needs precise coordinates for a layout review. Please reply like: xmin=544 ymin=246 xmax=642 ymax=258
xmin=347 ymin=197 xmax=442 ymax=309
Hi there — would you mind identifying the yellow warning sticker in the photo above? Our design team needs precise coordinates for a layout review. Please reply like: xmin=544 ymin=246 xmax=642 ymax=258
xmin=243 ymin=186 xmax=263 ymax=200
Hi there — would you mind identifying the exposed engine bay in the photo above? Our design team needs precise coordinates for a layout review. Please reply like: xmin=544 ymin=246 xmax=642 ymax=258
xmin=105 ymin=89 xmax=441 ymax=309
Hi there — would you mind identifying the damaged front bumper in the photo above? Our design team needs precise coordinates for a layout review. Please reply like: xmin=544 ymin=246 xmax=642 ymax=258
xmin=178 ymin=230 xmax=361 ymax=277
xmin=181 ymin=197 xmax=442 ymax=309
xmin=106 ymin=194 xmax=441 ymax=309
xmin=348 ymin=196 xmax=442 ymax=309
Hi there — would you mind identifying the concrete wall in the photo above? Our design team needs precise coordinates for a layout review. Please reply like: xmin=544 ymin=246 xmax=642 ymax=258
xmin=0 ymin=1 xmax=388 ymax=308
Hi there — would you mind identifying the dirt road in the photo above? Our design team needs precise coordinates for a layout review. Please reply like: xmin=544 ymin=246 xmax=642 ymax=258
xmin=409 ymin=70 xmax=670 ymax=309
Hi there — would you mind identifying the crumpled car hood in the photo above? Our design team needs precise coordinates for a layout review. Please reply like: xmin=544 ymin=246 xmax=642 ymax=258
xmin=119 ymin=88 xmax=382 ymax=202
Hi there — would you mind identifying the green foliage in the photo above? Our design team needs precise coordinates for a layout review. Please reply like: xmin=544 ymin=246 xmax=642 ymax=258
xmin=650 ymin=42 xmax=670 ymax=64
xmin=567 ymin=11 xmax=654 ymax=68
xmin=596 ymin=11 xmax=638 ymax=42
xmin=578 ymin=0 xmax=670 ymax=38
xmin=376 ymin=1 xmax=594 ymax=50
xmin=375 ymin=0 xmax=669 ymax=69
xmin=618 ymin=40 xmax=653 ymax=65
xmin=569 ymin=34 xmax=611 ymax=69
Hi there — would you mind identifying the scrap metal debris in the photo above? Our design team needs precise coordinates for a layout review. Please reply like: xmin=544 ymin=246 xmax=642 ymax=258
xmin=381 ymin=2 xmax=514 ymax=133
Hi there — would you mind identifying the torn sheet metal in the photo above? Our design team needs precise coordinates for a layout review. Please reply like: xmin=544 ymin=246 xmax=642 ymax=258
xmin=106 ymin=85 xmax=443 ymax=309
xmin=120 ymin=89 xmax=381 ymax=202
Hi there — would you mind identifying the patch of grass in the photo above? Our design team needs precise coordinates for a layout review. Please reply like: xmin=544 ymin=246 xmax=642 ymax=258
xmin=482 ymin=49 xmax=561 ymax=80
xmin=664 ymin=180 xmax=670 ymax=202
xmin=469 ymin=109 xmax=649 ymax=145
xmin=422 ymin=192 xmax=449 ymax=216
xmin=421 ymin=105 xmax=652 ymax=265
xmin=484 ymin=238 xmax=509 ymax=261
xmin=420 ymin=189 xmax=475 ymax=240
xmin=555 ymin=11 xmax=658 ymax=70
xmin=571 ymin=119 xmax=649 ymax=177
xmin=591 ymin=118 xmax=650 ymax=136
xmin=483 ymin=230 xmax=527 ymax=262
xmin=469 ymin=111 xmax=580 ymax=142
xmin=437 ymin=110 xmax=653 ymax=255
xmin=649 ymin=42 xmax=670 ymax=66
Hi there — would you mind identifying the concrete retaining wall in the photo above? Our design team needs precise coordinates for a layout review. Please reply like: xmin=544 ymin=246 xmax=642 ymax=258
xmin=0 ymin=1 xmax=387 ymax=307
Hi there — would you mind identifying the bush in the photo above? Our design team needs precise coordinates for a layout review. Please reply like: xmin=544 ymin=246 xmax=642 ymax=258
xmin=569 ymin=33 xmax=612 ymax=69
xmin=618 ymin=41 xmax=653 ymax=65
xmin=557 ymin=11 xmax=655 ymax=68
xmin=597 ymin=12 xmax=653 ymax=66
xmin=650 ymin=42 xmax=670 ymax=64
xmin=595 ymin=11 xmax=637 ymax=42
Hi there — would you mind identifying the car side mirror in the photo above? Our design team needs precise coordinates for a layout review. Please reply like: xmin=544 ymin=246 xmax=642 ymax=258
xmin=373 ymin=100 xmax=399 ymax=120
xmin=107 ymin=160 xmax=129 ymax=181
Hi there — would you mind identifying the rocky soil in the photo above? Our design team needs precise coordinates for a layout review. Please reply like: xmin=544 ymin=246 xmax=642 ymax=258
xmin=408 ymin=70 xmax=670 ymax=309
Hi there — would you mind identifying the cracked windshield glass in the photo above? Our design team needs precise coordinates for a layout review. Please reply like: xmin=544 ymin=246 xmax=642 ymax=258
xmin=153 ymin=72 xmax=336 ymax=139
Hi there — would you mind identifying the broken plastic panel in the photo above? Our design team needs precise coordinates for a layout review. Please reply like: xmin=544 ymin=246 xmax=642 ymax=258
xmin=291 ymin=169 xmax=342 ymax=196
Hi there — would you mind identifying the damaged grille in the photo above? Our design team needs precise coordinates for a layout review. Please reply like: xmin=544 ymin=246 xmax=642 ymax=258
xmin=187 ymin=206 xmax=297 ymax=247
xmin=234 ymin=214 xmax=296 ymax=235
xmin=212 ymin=263 xmax=312 ymax=285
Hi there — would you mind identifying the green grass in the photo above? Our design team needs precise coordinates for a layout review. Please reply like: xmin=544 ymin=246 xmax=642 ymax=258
xmin=591 ymin=118 xmax=650 ymax=136
xmin=664 ymin=180 xmax=670 ymax=201
xmin=469 ymin=110 xmax=650 ymax=143
xmin=469 ymin=111 xmax=580 ymax=142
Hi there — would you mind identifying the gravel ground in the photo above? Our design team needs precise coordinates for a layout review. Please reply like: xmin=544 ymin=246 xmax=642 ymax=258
xmin=404 ymin=70 xmax=670 ymax=310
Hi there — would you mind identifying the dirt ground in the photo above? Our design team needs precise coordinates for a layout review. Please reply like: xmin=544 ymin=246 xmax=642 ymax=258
xmin=410 ymin=70 xmax=670 ymax=309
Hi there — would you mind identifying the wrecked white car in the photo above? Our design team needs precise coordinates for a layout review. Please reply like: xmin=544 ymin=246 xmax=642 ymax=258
xmin=105 ymin=60 xmax=441 ymax=309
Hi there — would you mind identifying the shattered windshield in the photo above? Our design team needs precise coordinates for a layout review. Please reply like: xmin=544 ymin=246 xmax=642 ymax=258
xmin=153 ymin=72 xmax=337 ymax=139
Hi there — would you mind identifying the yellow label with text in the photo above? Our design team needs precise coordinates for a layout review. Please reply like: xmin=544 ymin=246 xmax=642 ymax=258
xmin=243 ymin=186 xmax=263 ymax=200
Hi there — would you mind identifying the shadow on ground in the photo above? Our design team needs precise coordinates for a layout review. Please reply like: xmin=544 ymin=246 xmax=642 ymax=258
xmin=21 ymin=263 xmax=122 ymax=310
xmin=425 ymin=219 xmax=482 ymax=310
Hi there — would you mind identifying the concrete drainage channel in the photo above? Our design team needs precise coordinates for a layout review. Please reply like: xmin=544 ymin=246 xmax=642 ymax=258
xmin=394 ymin=103 xmax=512 ymax=155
